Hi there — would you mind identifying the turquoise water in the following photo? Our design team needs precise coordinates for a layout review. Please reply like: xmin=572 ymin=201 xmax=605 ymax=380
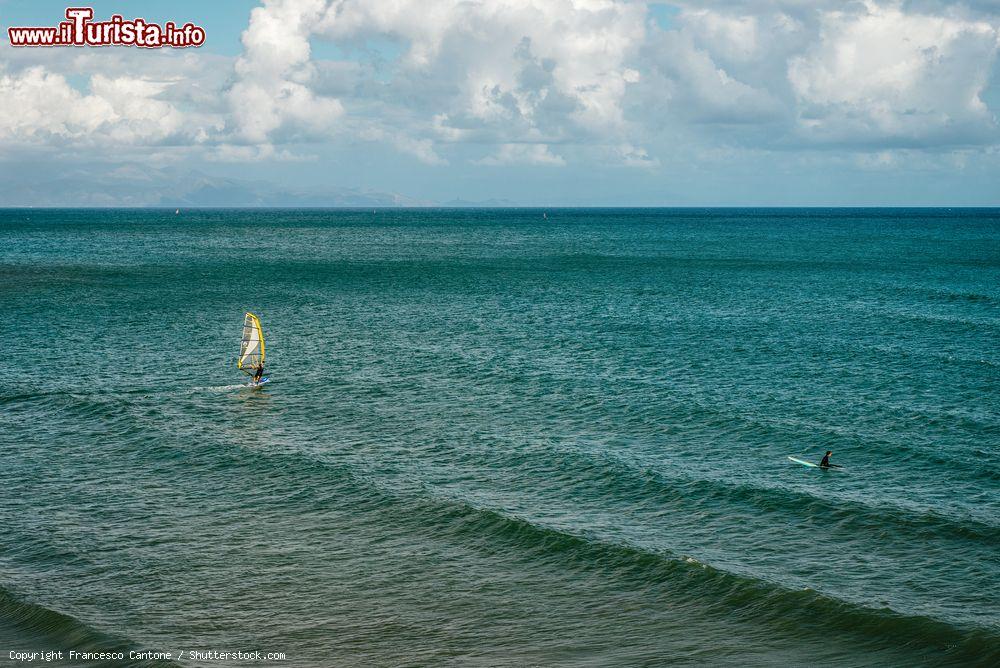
xmin=1 ymin=208 xmax=998 ymax=667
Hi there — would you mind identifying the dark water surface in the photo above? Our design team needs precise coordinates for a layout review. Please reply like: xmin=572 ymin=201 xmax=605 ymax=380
xmin=1 ymin=208 xmax=998 ymax=666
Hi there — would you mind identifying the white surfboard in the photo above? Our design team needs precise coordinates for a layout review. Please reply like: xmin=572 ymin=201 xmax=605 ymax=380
xmin=788 ymin=456 xmax=843 ymax=470
xmin=788 ymin=456 xmax=819 ymax=468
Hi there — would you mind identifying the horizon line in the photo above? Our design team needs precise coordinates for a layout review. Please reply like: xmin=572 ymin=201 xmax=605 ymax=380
xmin=3 ymin=205 xmax=1000 ymax=210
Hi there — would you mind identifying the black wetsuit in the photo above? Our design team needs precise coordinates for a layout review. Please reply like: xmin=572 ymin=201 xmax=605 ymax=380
xmin=820 ymin=454 xmax=831 ymax=468
xmin=254 ymin=366 xmax=264 ymax=382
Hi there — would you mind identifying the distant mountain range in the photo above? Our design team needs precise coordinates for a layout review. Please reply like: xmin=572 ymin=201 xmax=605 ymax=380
xmin=0 ymin=165 xmax=445 ymax=207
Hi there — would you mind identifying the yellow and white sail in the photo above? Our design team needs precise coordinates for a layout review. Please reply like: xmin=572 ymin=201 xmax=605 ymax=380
xmin=238 ymin=312 xmax=265 ymax=374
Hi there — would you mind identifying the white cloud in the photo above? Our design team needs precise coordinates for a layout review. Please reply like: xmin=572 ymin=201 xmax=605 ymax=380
xmin=788 ymin=0 xmax=1000 ymax=146
xmin=208 ymin=143 xmax=314 ymax=162
xmin=0 ymin=65 xmax=215 ymax=146
xmin=475 ymin=143 xmax=566 ymax=166
xmin=313 ymin=0 xmax=649 ymax=150
xmin=89 ymin=75 xmax=187 ymax=143
xmin=357 ymin=123 xmax=447 ymax=165
xmin=0 ymin=67 xmax=110 ymax=140
xmin=1 ymin=0 xmax=999 ymax=174
xmin=641 ymin=29 xmax=783 ymax=125
xmin=681 ymin=9 xmax=760 ymax=62
xmin=229 ymin=0 xmax=344 ymax=143
xmin=633 ymin=0 xmax=1000 ymax=152
xmin=615 ymin=142 xmax=660 ymax=167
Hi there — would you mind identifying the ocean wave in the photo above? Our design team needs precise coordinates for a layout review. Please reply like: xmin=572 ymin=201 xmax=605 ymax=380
xmin=423 ymin=499 xmax=1000 ymax=665
xmin=0 ymin=389 xmax=74 ymax=406
xmin=871 ymin=282 xmax=1000 ymax=307
xmin=498 ymin=442 xmax=1000 ymax=543
xmin=148 ymin=442 xmax=999 ymax=664
xmin=0 ymin=384 xmax=243 ymax=404
xmin=188 ymin=384 xmax=253 ymax=393
xmin=0 ymin=585 xmax=177 ymax=667
xmin=624 ymin=383 xmax=1000 ymax=485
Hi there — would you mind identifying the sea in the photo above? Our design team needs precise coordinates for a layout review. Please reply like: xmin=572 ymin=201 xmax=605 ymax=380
xmin=0 ymin=208 xmax=997 ymax=667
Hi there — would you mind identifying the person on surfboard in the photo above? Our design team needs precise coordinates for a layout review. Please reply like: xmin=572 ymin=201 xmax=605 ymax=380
xmin=253 ymin=362 xmax=265 ymax=385
xmin=819 ymin=451 xmax=841 ymax=468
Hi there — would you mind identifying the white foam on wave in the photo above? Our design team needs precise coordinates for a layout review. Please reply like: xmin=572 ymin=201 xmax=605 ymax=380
xmin=190 ymin=384 xmax=250 ymax=393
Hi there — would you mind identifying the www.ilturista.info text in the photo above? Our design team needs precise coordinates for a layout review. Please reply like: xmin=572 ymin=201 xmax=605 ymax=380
xmin=8 ymin=7 xmax=206 ymax=48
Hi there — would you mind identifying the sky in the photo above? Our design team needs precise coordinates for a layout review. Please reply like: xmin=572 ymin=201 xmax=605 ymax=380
xmin=1 ymin=0 xmax=999 ymax=206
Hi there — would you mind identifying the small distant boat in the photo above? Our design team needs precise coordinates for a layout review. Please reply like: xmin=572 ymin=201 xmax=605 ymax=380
xmin=175 ymin=209 xmax=180 ymax=215
xmin=238 ymin=312 xmax=268 ymax=387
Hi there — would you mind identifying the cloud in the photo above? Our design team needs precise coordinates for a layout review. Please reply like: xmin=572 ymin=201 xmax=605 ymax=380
xmin=475 ymin=143 xmax=566 ymax=166
xmin=208 ymin=143 xmax=314 ymax=162
xmin=787 ymin=0 xmax=1000 ymax=147
xmin=1 ymin=0 xmax=999 ymax=175
xmin=0 ymin=67 xmax=109 ymax=141
xmin=356 ymin=123 xmax=447 ymax=165
xmin=312 ymin=0 xmax=649 ymax=149
xmin=220 ymin=0 xmax=653 ymax=164
xmin=229 ymin=0 xmax=344 ymax=143
xmin=0 ymin=65 xmax=217 ymax=147
xmin=614 ymin=142 xmax=660 ymax=167
xmin=681 ymin=8 xmax=761 ymax=62
xmin=632 ymin=0 xmax=1000 ymax=153
xmin=640 ymin=29 xmax=783 ymax=126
